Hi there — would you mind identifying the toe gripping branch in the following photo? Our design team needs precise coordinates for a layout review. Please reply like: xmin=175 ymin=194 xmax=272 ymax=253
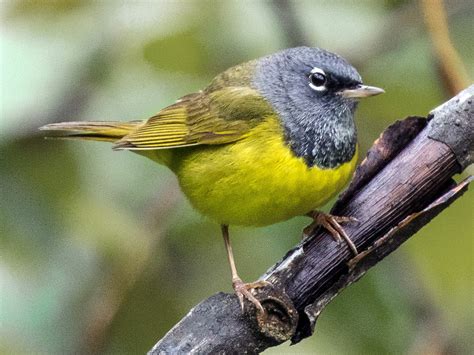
xmin=290 ymin=86 xmax=474 ymax=343
xmin=149 ymin=86 xmax=473 ymax=354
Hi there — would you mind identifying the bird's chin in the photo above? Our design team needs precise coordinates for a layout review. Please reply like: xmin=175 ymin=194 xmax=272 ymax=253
xmin=339 ymin=97 xmax=359 ymax=112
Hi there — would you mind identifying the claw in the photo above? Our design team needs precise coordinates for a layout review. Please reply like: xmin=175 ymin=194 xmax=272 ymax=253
xmin=305 ymin=211 xmax=359 ymax=255
xmin=232 ymin=278 xmax=270 ymax=313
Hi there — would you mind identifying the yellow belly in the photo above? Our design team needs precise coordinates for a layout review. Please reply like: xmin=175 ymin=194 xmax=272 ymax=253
xmin=168 ymin=116 xmax=357 ymax=226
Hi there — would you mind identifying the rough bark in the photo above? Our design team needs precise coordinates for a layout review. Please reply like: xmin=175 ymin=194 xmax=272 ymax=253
xmin=149 ymin=85 xmax=473 ymax=354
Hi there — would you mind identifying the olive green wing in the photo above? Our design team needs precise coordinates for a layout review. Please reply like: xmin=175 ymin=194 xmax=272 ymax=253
xmin=113 ymin=86 xmax=273 ymax=150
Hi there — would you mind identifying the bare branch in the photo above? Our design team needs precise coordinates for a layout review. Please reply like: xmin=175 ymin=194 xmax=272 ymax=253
xmin=149 ymin=85 xmax=473 ymax=354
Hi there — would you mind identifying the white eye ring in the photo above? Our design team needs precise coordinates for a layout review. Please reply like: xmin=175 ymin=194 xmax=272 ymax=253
xmin=308 ymin=67 xmax=327 ymax=91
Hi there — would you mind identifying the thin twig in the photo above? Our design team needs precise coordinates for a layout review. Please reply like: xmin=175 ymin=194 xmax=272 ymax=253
xmin=270 ymin=0 xmax=311 ymax=47
xmin=421 ymin=0 xmax=470 ymax=96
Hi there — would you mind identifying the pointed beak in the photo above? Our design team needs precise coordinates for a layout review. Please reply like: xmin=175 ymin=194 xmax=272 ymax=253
xmin=340 ymin=84 xmax=385 ymax=98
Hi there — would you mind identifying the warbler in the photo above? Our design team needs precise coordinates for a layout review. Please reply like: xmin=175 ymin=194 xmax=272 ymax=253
xmin=41 ymin=47 xmax=384 ymax=313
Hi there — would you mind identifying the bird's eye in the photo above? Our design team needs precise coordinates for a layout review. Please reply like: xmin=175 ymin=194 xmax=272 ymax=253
xmin=308 ymin=68 xmax=327 ymax=91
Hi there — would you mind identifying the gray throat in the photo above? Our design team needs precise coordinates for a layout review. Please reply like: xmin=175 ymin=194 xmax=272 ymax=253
xmin=252 ymin=47 xmax=359 ymax=169
xmin=281 ymin=104 xmax=357 ymax=169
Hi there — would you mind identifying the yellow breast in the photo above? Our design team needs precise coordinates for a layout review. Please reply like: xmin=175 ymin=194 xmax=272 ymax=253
xmin=170 ymin=116 xmax=358 ymax=226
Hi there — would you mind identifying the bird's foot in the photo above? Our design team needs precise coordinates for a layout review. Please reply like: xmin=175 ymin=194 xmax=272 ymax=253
xmin=232 ymin=278 xmax=271 ymax=314
xmin=304 ymin=211 xmax=359 ymax=255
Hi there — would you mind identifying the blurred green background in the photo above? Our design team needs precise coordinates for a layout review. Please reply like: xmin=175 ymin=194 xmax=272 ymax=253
xmin=1 ymin=0 xmax=473 ymax=353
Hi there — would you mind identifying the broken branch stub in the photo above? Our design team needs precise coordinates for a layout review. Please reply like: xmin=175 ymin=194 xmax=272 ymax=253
xmin=149 ymin=86 xmax=473 ymax=354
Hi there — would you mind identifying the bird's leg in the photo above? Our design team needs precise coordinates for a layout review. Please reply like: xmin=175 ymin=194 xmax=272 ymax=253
xmin=221 ymin=224 xmax=269 ymax=313
xmin=304 ymin=211 xmax=359 ymax=255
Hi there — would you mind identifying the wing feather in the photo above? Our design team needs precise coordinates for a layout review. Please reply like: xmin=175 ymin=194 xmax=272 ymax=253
xmin=114 ymin=87 xmax=273 ymax=150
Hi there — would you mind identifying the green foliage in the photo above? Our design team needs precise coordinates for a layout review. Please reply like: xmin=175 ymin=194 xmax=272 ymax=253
xmin=1 ymin=1 xmax=472 ymax=353
xmin=143 ymin=29 xmax=208 ymax=75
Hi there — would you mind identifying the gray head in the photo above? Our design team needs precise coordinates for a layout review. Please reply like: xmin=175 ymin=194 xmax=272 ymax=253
xmin=253 ymin=46 xmax=383 ymax=168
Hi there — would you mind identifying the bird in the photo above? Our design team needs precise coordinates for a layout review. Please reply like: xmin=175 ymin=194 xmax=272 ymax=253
xmin=40 ymin=46 xmax=384 ymax=313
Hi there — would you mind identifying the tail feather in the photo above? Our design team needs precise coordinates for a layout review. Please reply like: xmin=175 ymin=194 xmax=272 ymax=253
xmin=40 ymin=121 xmax=141 ymax=143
